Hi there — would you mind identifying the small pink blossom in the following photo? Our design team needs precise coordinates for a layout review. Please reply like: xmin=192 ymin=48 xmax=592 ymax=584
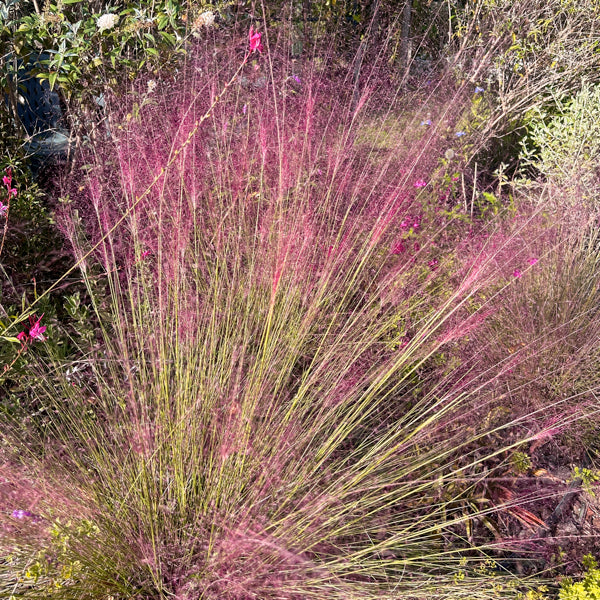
xmin=16 ymin=331 xmax=27 ymax=343
xmin=513 ymin=269 xmax=522 ymax=278
xmin=28 ymin=315 xmax=47 ymax=342
xmin=242 ymin=104 xmax=247 ymax=114
xmin=3 ymin=168 xmax=16 ymax=197
xmin=0 ymin=202 xmax=7 ymax=217
xmin=413 ymin=179 xmax=427 ymax=188
xmin=428 ymin=259 xmax=439 ymax=269
xmin=249 ymin=26 xmax=263 ymax=53
xmin=2 ymin=168 xmax=12 ymax=188
xmin=391 ymin=241 xmax=405 ymax=254
xmin=527 ymin=257 xmax=538 ymax=266
xmin=141 ymin=250 xmax=151 ymax=259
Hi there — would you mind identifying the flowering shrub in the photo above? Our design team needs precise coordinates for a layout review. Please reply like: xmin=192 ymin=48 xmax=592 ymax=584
xmin=0 ymin=0 xmax=232 ymax=147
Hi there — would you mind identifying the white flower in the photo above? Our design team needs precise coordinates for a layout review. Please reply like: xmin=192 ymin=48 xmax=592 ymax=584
xmin=147 ymin=79 xmax=157 ymax=94
xmin=192 ymin=10 xmax=215 ymax=36
xmin=97 ymin=13 xmax=119 ymax=33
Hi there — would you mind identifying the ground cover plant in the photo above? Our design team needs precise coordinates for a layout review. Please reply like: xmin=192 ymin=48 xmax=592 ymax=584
xmin=1 ymin=6 xmax=600 ymax=600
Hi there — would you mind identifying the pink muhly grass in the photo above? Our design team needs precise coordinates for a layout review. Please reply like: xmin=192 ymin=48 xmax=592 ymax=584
xmin=6 ymin=30 xmax=596 ymax=600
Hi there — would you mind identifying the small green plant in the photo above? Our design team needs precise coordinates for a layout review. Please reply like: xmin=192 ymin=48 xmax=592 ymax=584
xmin=569 ymin=467 xmax=600 ymax=496
xmin=510 ymin=451 xmax=532 ymax=475
xmin=559 ymin=555 xmax=600 ymax=600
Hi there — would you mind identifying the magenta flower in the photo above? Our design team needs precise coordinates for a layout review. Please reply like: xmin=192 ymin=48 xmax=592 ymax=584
xmin=413 ymin=179 xmax=427 ymax=188
xmin=28 ymin=315 xmax=47 ymax=342
xmin=2 ymin=168 xmax=12 ymax=188
xmin=528 ymin=257 xmax=538 ymax=266
xmin=391 ymin=241 xmax=405 ymax=254
xmin=16 ymin=331 xmax=27 ymax=343
xmin=2 ymin=168 xmax=16 ymax=197
xmin=513 ymin=269 xmax=522 ymax=278
xmin=249 ymin=26 xmax=263 ymax=53
xmin=0 ymin=201 xmax=7 ymax=217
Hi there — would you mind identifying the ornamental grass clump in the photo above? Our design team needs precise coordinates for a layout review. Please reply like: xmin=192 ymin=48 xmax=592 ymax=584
xmin=0 ymin=32 xmax=595 ymax=600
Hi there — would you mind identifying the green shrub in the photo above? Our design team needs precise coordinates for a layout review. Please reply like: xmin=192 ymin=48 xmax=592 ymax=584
xmin=518 ymin=82 xmax=600 ymax=204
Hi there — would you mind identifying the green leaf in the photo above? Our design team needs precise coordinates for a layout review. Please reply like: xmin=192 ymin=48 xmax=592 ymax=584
xmin=48 ymin=70 xmax=58 ymax=90
xmin=156 ymin=15 xmax=168 ymax=30
xmin=159 ymin=31 xmax=176 ymax=45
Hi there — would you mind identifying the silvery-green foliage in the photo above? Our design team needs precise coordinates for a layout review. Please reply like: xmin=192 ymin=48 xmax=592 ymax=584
xmin=519 ymin=82 xmax=600 ymax=203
